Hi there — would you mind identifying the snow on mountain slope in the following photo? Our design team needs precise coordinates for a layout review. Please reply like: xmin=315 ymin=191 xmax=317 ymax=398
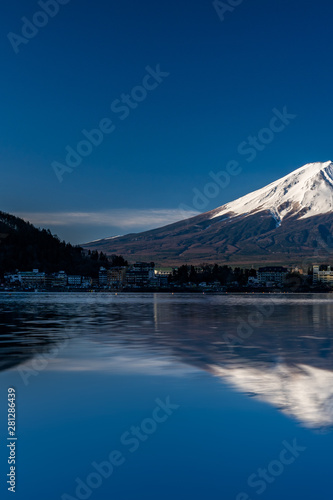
xmin=211 ymin=161 xmax=333 ymax=223
xmin=83 ymin=161 xmax=333 ymax=265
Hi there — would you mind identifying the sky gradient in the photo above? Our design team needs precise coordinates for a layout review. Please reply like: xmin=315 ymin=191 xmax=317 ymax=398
xmin=2 ymin=0 xmax=333 ymax=243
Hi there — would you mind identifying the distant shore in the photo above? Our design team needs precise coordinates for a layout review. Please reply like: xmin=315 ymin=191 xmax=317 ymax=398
xmin=1 ymin=289 xmax=332 ymax=295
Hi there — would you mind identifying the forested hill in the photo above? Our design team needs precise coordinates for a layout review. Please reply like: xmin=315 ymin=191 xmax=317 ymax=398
xmin=0 ymin=211 xmax=126 ymax=275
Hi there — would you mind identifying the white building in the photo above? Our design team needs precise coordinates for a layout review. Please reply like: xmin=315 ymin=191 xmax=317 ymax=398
xmin=19 ymin=269 xmax=46 ymax=287
xmin=67 ymin=275 xmax=82 ymax=286
xmin=313 ymin=265 xmax=333 ymax=285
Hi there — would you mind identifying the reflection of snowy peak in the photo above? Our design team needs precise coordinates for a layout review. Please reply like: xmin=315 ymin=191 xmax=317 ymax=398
xmin=210 ymin=363 xmax=333 ymax=430
xmin=211 ymin=161 xmax=333 ymax=223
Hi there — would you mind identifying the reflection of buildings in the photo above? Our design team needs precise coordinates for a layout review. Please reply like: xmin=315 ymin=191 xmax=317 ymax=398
xmin=313 ymin=265 xmax=333 ymax=284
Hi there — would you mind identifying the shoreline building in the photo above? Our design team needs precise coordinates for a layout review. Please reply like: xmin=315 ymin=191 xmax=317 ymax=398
xmin=18 ymin=269 xmax=46 ymax=288
xmin=257 ymin=266 xmax=288 ymax=286
xmin=99 ymin=267 xmax=108 ymax=286
xmin=108 ymin=267 xmax=127 ymax=288
xmin=126 ymin=262 xmax=155 ymax=286
xmin=313 ymin=265 xmax=333 ymax=285
xmin=67 ymin=275 xmax=82 ymax=287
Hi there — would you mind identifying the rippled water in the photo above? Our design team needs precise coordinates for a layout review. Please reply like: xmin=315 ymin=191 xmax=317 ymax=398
xmin=1 ymin=293 xmax=333 ymax=500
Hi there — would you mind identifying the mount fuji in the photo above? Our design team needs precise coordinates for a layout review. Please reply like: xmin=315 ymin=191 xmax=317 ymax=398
xmin=84 ymin=162 xmax=333 ymax=265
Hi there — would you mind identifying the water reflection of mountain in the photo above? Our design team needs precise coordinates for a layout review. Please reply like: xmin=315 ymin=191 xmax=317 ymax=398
xmin=0 ymin=316 xmax=64 ymax=372
xmin=1 ymin=294 xmax=333 ymax=429
xmin=151 ymin=296 xmax=333 ymax=430
xmin=0 ymin=299 xmax=86 ymax=372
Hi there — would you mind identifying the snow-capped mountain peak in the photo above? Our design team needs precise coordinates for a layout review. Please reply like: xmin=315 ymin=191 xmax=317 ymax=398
xmin=84 ymin=161 xmax=333 ymax=265
xmin=211 ymin=161 xmax=333 ymax=223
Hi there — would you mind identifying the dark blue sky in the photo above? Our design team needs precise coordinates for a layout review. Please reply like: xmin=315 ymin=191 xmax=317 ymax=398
xmin=1 ymin=0 xmax=333 ymax=243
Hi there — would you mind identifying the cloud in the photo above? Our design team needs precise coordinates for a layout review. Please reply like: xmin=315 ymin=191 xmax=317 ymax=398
xmin=14 ymin=208 xmax=200 ymax=231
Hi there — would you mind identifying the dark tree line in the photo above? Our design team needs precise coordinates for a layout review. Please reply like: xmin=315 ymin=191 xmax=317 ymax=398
xmin=171 ymin=264 xmax=257 ymax=286
xmin=0 ymin=211 xmax=127 ymax=276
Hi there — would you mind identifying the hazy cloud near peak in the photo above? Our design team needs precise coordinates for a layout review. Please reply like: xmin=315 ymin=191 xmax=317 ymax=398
xmin=13 ymin=208 xmax=200 ymax=244
xmin=15 ymin=208 xmax=199 ymax=228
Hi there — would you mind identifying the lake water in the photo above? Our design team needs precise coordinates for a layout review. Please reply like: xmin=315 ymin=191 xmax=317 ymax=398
xmin=1 ymin=293 xmax=333 ymax=500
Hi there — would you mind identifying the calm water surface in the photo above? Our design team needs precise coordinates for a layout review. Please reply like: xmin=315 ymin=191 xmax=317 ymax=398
xmin=0 ymin=293 xmax=333 ymax=500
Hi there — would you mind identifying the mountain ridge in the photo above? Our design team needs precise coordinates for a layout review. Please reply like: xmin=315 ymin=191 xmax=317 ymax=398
xmin=83 ymin=162 xmax=333 ymax=265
